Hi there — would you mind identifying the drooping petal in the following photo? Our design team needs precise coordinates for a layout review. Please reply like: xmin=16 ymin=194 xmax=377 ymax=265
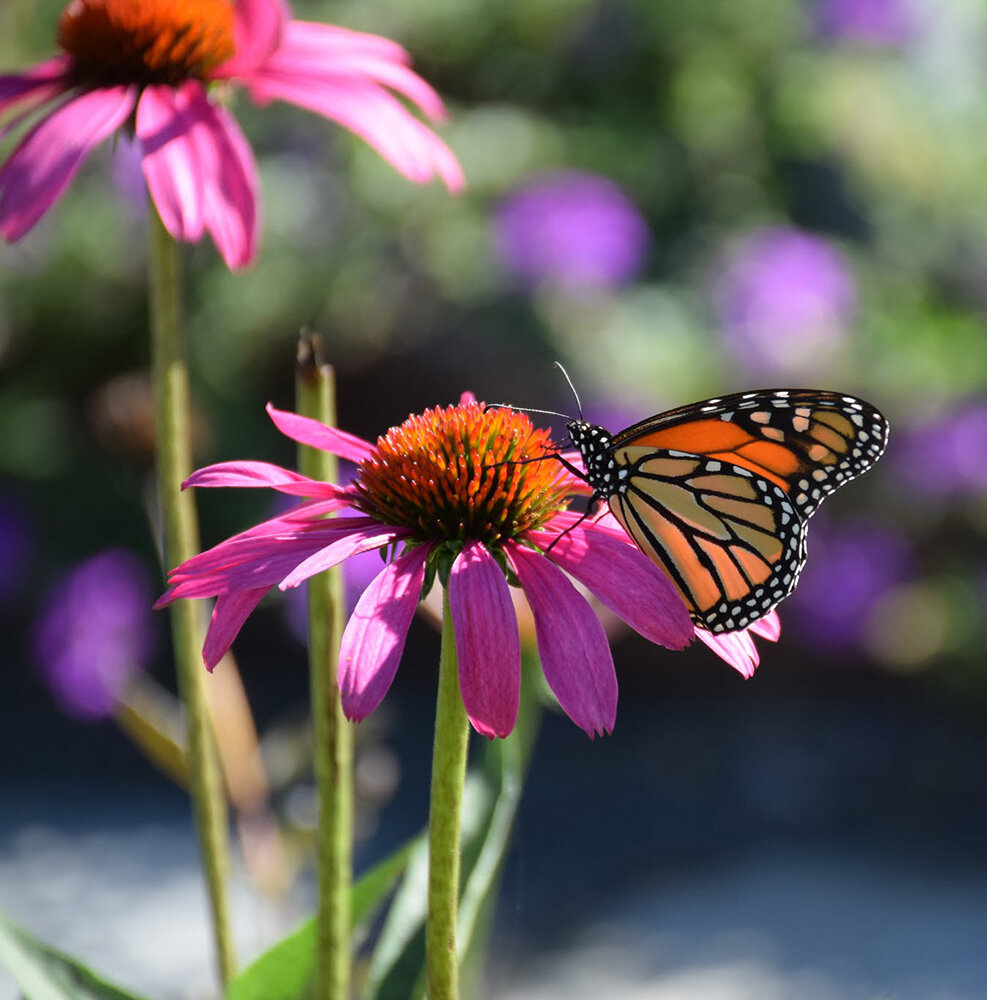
xmin=278 ymin=525 xmax=407 ymax=590
xmin=261 ymin=21 xmax=447 ymax=120
xmin=202 ymin=587 xmax=267 ymax=670
xmin=695 ymin=626 xmax=760 ymax=679
xmin=750 ymin=610 xmax=781 ymax=642
xmin=159 ymin=519 xmax=392 ymax=601
xmin=0 ymin=57 xmax=70 ymax=115
xmin=507 ymin=543 xmax=617 ymax=738
xmin=339 ymin=544 xmax=430 ymax=721
xmin=184 ymin=87 xmax=259 ymax=269
xmin=261 ymin=20 xmax=409 ymax=66
xmin=137 ymin=83 xmax=205 ymax=242
xmin=449 ymin=541 xmax=520 ymax=739
xmin=533 ymin=520 xmax=693 ymax=650
xmin=245 ymin=72 xmax=464 ymax=192
xmin=266 ymin=402 xmax=374 ymax=462
xmin=214 ymin=0 xmax=289 ymax=78
xmin=0 ymin=86 xmax=137 ymax=241
xmin=183 ymin=459 xmax=347 ymax=498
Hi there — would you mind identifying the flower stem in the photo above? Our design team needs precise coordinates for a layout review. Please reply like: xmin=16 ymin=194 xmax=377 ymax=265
xmin=427 ymin=589 xmax=470 ymax=1000
xmin=296 ymin=334 xmax=353 ymax=1000
xmin=148 ymin=209 xmax=236 ymax=986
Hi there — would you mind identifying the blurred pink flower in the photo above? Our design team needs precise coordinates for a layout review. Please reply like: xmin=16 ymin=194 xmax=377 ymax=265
xmin=0 ymin=0 xmax=463 ymax=268
xmin=158 ymin=396 xmax=695 ymax=739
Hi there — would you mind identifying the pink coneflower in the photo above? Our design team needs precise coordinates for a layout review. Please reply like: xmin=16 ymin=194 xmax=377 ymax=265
xmin=0 ymin=0 xmax=463 ymax=268
xmin=159 ymin=396 xmax=783 ymax=738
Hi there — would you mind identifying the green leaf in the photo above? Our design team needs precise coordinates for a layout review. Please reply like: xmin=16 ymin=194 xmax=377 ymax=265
xmin=0 ymin=910 xmax=151 ymax=1000
xmin=455 ymin=735 xmax=524 ymax=965
xmin=361 ymin=833 xmax=431 ymax=1000
xmin=225 ymin=836 xmax=421 ymax=1000
xmin=352 ymin=838 xmax=422 ymax=930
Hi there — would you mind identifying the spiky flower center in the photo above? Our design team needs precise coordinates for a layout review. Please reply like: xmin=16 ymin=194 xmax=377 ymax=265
xmin=354 ymin=401 xmax=570 ymax=547
xmin=58 ymin=0 xmax=236 ymax=87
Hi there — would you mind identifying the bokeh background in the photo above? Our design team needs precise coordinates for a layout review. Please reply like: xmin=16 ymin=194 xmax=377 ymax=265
xmin=2 ymin=0 xmax=987 ymax=996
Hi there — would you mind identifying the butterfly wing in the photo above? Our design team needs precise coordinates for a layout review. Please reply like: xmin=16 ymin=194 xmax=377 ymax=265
xmin=610 ymin=389 xmax=889 ymax=518
xmin=607 ymin=449 xmax=806 ymax=632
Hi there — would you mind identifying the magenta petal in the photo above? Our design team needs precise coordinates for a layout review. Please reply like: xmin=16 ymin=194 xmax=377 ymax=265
xmin=696 ymin=627 xmax=759 ymax=679
xmin=215 ymin=0 xmax=288 ymax=78
xmin=534 ymin=520 xmax=693 ymax=650
xmin=750 ymin=610 xmax=781 ymax=642
xmin=266 ymin=403 xmax=374 ymax=462
xmin=203 ymin=587 xmax=267 ymax=670
xmin=263 ymin=22 xmax=447 ymax=120
xmin=339 ymin=544 xmax=430 ymax=721
xmin=183 ymin=460 xmax=344 ymax=498
xmin=137 ymin=84 xmax=205 ymax=242
xmin=266 ymin=21 xmax=409 ymax=65
xmin=161 ymin=521 xmax=382 ymax=600
xmin=0 ymin=57 xmax=69 ymax=114
xmin=246 ymin=73 xmax=464 ymax=192
xmin=278 ymin=526 xmax=406 ymax=590
xmin=183 ymin=89 xmax=259 ymax=269
xmin=0 ymin=86 xmax=137 ymax=241
xmin=449 ymin=541 xmax=520 ymax=739
xmin=507 ymin=543 xmax=617 ymax=738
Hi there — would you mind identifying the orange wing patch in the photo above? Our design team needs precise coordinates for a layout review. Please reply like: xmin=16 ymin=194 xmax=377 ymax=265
xmin=695 ymin=538 xmax=751 ymax=603
xmin=626 ymin=419 xmax=753 ymax=453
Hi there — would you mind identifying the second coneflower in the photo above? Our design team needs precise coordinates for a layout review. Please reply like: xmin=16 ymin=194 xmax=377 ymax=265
xmin=158 ymin=393 xmax=698 ymax=739
xmin=0 ymin=0 xmax=463 ymax=268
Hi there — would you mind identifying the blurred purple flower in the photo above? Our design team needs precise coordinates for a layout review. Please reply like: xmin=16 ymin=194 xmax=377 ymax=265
xmin=110 ymin=135 xmax=148 ymax=213
xmin=32 ymin=549 xmax=156 ymax=720
xmin=815 ymin=0 xmax=916 ymax=46
xmin=713 ymin=226 xmax=857 ymax=376
xmin=790 ymin=519 xmax=911 ymax=651
xmin=892 ymin=403 xmax=987 ymax=498
xmin=0 ymin=494 xmax=32 ymax=605
xmin=494 ymin=170 xmax=650 ymax=291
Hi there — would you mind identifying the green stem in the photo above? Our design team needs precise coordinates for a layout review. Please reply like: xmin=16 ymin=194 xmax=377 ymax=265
xmin=148 ymin=210 xmax=236 ymax=986
xmin=296 ymin=334 xmax=353 ymax=1000
xmin=426 ymin=590 xmax=471 ymax=1000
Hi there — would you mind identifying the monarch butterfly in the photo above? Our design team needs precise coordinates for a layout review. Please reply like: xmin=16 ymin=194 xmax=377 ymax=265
xmin=564 ymin=388 xmax=889 ymax=634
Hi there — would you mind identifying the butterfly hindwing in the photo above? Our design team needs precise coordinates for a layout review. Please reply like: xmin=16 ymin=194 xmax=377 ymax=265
xmin=606 ymin=448 xmax=807 ymax=632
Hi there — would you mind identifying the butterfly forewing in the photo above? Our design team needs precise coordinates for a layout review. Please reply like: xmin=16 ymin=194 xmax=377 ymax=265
xmin=609 ymin=389 xmax=889 ymax=517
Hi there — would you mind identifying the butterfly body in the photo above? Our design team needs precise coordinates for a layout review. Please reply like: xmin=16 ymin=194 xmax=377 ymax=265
xmin=568 ymin=389 xmax=889 ymax=634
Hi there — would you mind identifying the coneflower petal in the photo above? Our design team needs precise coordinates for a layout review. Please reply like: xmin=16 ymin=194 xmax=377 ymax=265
xmin=449 ymin=541 xmax=520 ymax=739
xmin=339 ymin=544 xmax=431 ymax=722
xmin=533 ymin=520 xmax=693 ymax=650
xmin=0 ymin=85 xmax=136 ymax=240
xmin=507 ymin=542 xmax=617 ymax=738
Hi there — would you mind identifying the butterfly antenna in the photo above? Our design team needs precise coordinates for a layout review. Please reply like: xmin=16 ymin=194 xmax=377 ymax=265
xmin=554 ymin=362 xmax=583 ymax=420
xmin=485 ymin=403 xmax=574 ymax=421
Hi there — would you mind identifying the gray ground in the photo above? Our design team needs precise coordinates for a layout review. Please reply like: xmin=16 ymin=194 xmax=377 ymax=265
xmin=2 ymin=819 xmax=986 ymax=1000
